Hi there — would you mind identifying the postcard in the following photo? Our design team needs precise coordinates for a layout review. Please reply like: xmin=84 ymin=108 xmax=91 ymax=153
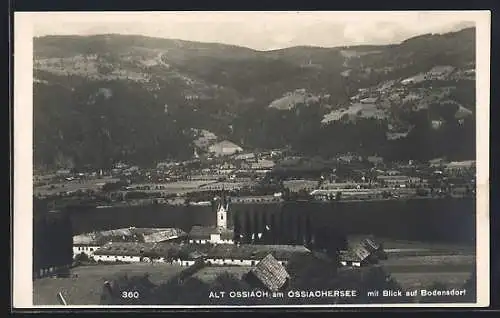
xmin=12 ymin=10 xmax=490 ymax=308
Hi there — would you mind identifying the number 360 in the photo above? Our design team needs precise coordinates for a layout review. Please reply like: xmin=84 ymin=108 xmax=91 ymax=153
xmin=121 ymin=291 xmax=140 ymax=299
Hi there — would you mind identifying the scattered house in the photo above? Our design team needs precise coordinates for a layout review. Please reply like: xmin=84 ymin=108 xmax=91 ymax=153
xmin=339 ymin=237 xmax=386 ymax=267
xmin=376 ymin=175 xmax=423 ymax=187
xmin=244 ymin=254 xmax=290 ymax=292
xmin=360 ymin=97 xmax=378 ymax=104
xmin=235 ymin=153 xmax=256 ymax=161
xmin=114 ymin=162 xmax=129 ymax=169
xmin=208 ymin=140 xmax=243 ymax=157
xmin=339 ymin=244 xmax=373 ymax=267
xmin=360 ymin=237 xmax=387 ymax=260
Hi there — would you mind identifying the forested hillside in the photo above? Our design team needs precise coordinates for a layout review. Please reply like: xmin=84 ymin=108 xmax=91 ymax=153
xmin=33 ymin=27 xmax=476 ymax=169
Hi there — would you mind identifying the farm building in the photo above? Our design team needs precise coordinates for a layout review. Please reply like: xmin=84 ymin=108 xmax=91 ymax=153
xmin=204 ymin=244 xmax=311 ymax=267
xmin=73 ymin=227 xmax=187 ymax=259
xmin=244 ymin=254 xmax=290 ymax=292
xmin=339 ymin=238 xmax=385 ymax=268
xmin=91 ymin=241 xmax=310 ymax=268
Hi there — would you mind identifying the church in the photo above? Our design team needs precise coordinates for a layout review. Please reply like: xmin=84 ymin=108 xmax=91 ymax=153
xmin=187 ymin=194 xmax=235 ymax=245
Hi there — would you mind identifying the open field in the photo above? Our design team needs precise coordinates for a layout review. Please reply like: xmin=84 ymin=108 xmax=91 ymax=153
xmin=34 ymin=178 xmax=120 ymax=196
xmin=347 ymin=235 xmax=475 ymax=254
xmin=390 ymin=272 xmax=472 ymax=291
xmin=192 ymin=266 xmax=252 ymax=284
xmin=379 ymin=248 xmax=475 ymax=276
xmin=33 ymin=263 xmax=184 ymax=305
xmin=381 ymin=254 xmax=475 ymax=267
xmin=378 ymin=253 xmax=475 ymax=295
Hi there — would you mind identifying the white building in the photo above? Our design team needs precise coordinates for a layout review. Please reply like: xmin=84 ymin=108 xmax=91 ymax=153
xmin=188 ymin=195 xmax=234 ymax=244
xmin=91 ymin=242 xmax=310 ymax=268
xmin=208 ymin=140 xmax=243 ymax=157
xmin=72 ymin=233 xmax=103 ymax=259
xmin=72 ymin=227 xmax=186 ymax=260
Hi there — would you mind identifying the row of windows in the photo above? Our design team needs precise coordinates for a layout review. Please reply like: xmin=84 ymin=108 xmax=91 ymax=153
xmin=231 ymin=198 xmax=281 ymax=203
xmin=95 ymin=255 xmax=140 ymax=261
xmin=189 ymin=239 xmax=234 ymax=244
xmin=75 ymin=246 xmax=96 ymax=252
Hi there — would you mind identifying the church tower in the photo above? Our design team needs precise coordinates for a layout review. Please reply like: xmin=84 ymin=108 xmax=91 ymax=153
xmin=216 ymin=193 xmax=229 ymax=229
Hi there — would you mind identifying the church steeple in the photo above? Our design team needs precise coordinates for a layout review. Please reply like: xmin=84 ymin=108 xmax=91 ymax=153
xmin=216 ymin=191 xmax=228 ymax=229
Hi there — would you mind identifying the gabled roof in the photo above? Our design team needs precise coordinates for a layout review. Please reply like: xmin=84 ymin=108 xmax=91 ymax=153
xmin=248 ymin=254 xmax=290 ymax=292
xmin=143 ymin=228 xmax=187 ymax=243
xmin=353 ymin=245 xmax=371 ymax=261
xmin=340 ymin=243 xmax=372 ymax=263
xmin=361 ymin=237 xmax=382 ymax=252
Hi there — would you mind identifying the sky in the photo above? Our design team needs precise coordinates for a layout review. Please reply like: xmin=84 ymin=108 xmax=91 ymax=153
xmin=28 ymin=11 xmax=479 ymax=51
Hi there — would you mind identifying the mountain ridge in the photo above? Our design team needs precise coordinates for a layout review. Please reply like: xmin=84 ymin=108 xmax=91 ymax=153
xmin=33 ymin=27 xmax=476 ymax=170
xmin=34 ymin=26 xmax=474 ymax=53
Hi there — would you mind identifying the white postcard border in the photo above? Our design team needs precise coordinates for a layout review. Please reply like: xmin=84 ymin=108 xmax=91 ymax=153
xmin=13 ymin=10 xmax=491 ymax=309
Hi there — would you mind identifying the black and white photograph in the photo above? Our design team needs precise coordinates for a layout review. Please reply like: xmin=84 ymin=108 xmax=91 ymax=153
xmin=13 ymin=11 xmax=490 ymax=308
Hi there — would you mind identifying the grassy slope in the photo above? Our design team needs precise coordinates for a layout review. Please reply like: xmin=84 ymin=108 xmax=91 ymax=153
xmin=33 ymin=263 xmax=185 ymax=305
